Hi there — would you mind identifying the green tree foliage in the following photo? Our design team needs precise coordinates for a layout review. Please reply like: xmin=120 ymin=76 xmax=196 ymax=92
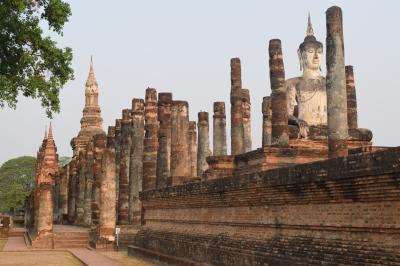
xmin=0 ymin=156 xmax=36 ymax=212
xmin=58 ymin=156 xmax=71 ymax=167
xmin=0 ymin=0 xmax=74 ymax=117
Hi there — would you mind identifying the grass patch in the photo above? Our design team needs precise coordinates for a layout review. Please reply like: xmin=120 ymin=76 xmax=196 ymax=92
xmin=0 ymin=251 xmax=84 ymax=266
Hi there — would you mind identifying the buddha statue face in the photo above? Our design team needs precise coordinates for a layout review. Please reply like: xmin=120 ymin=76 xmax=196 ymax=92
xmin=298 ymin=43 xmax=323 ymax=74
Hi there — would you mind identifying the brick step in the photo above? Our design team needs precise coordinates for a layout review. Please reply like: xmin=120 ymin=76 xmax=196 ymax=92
xmin=54 ymin=236 xmax=89 ymax=241
xmin=54 ymin=232 xmax=89 ymax=237
xmin=9 ymin=232 xmax=25 ymax=237
xmin=54 ymin=244 xmax=88 ymax=249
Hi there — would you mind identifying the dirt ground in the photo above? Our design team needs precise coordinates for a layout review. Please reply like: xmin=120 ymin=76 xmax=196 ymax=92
xmin=0 ymin=251 xmax=83 ymax=266
xmin=0 ymin=239 xmax=6 ymax=251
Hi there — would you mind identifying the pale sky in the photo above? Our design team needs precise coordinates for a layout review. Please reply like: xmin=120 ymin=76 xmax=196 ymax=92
xmin=1 ymin=0 xmax=400 ymax=165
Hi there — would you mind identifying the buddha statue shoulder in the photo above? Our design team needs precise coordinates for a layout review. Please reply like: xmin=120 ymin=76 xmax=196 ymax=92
xmin=285 ymin=15 xmax=327 ymax=138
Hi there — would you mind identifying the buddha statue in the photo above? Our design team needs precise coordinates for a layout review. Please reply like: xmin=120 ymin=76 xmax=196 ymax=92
xmin=286 ymin=15 xmax=326 ymax=138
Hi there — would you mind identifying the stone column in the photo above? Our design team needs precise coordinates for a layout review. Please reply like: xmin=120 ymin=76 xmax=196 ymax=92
xmin=189 ymin=121 xmax=197 ymax=177
xmin=143 ymin=88 xmax=158 ymax=191
xmin=59 ymin=166 xmax=69 ymax=221
xmin=230 ymin=58 xmax=244 ymax=155
xmin=197 ymin=112 xmax=210 ymax=177
xmin=262 ymin=96 xmax=272 ymax=146
xmin=129 ymin=99 xmax=145 ymax=224
xmin=37 ymin=183 xmax=53 ymax=234
xmin=75 ymin=151 xmax=86 ymax=225
xmin=156 ymin=93 xmax=173 ymax=188
xmin=242 ymin=89 xmax=252 ymax=152
xmin=83 ymin=143 xmax=94 ymax=227
xmin=213 ymin=102 xmax=227 ymax=156
xmin=114 ymin=119 xmax=121 ymax=209
xmin=114 ymin=119 xmax=122 ymax=218
xmin=269 ymin=39 xmax=289 ymax=147
xmin=99 ymin=138 xmax=116 ymax=240
xmin=326 ymin=6 xmax=348 ymax=157
xmin=92 ymin=133 xmax=106 ymax=225
xmin=171 ymin=100 xmax=191 ymax=180
xmin=118 ymin=109 xmax=132 ymax=224
xmin=67 ymin=160 xmax=77 ymax=223
xmin=346 ymin=65 xmax=358 ymax=129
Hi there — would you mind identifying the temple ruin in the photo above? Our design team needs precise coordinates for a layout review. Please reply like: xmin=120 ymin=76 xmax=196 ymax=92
xmin=24 ymin=6 xmax=400 ymax=265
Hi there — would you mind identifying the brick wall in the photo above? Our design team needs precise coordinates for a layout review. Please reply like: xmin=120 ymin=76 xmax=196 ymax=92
xmin=134 ymin=147 xmax=400 ymax=265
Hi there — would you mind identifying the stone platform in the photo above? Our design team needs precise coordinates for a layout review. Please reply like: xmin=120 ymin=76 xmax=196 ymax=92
xmin=27 ymin=225 xmax=89 ymax=249
xmin=133 ymin=146 xmax=400 ymax=265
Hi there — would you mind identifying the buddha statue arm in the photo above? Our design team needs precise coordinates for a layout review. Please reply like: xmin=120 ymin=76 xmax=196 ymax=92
xmin=286 ymin=81 xmax=297 ymax=117
xmin=286 ymin=80 xmax=309 ymax=138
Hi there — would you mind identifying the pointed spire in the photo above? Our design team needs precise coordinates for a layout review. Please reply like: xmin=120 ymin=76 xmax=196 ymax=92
xmin=307 ymin=12 xmax=314 ymax=36
xmin=44 ymin=126 xmax=48 ymax=140
xmin=86 ymin=56 xmax=98 ymax=88
xmin=48 ymin=122 xmax=53 ymax=140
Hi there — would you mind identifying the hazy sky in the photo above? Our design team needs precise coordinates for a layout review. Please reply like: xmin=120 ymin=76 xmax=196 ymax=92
xmin=1 ymin=0 xmax=400 ymax=165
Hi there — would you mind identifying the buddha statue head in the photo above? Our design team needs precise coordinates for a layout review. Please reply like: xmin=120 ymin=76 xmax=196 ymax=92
xmin=297 ymin=15 xmax=323 ymax=78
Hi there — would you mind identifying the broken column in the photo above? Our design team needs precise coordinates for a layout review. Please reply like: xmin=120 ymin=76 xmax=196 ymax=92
xmin=143 ymin=88 xmax=158 ymax=191
xmin=262 ymin=96 xmax=272 ymax=146
xmin=118 ymin=109 xmax=132 ymax=224
xmin=59 ymin=166 xmax=69 ymax=223
xmin=346 ymin=65 xmax=358 ymax=129
xmin=114 ymin=119 xmax=121 ymax=214
xmin=129 ymin=98 xmax=145 ymax=224
xmin=230 ymin=58 xmax=244 ymax=155
xmin=92 ymin=132 xmax=107 ymax=225
xmin=99 ymin=127 xmax=116 ymax=240
xmin=37 ymin=183 xmax=53 ymax=234
xmin=83 ymin=142 xmax=94 ymax=227
xmin=189 ymin=121 xmax=197 ymax=177
xmin=67 ymin=160 xmax=77 ymax=223
xmin=213 ymin=102 xmax=227 ymax=156
xmin=242 ymin=89 xmax=252 ymax=152
xmin=75 ymin=151 xmax=86 ymax=225
xmin=269 ymin=39 xmax=289 ymax=147
xmin=197 ymin=112 xmax=210 ymax=177
xmin=171 ymin=100 xmax=191 ymax=181
xmin=156 ymin=93 xmax=173 ymax=188
xmin=326 ymin=6 xmax=348 ymax=157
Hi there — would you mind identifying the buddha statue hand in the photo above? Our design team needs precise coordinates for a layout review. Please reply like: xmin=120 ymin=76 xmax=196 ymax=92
xmin=288 ymin=115 xmax=309 ymax=138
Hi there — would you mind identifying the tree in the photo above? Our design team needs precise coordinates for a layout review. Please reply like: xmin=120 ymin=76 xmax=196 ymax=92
xmin=0 ymin=156 xmax=36 ymax=212
xmin=0 ymin=0 xmax=74 ymax=117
